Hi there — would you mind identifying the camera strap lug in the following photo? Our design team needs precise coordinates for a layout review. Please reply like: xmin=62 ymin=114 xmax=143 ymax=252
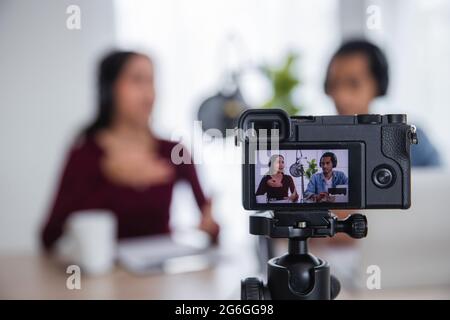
xmin=409 ymin=125 xmax=418 ymax=145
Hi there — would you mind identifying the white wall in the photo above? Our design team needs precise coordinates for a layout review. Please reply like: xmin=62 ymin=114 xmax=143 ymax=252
xmin=0 ymin=0 xmax=116 ymax=252
xmin=114 ymin=0 xmax=341 ymax=139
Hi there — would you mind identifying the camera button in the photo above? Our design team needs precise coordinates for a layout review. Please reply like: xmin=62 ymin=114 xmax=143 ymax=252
xmin=357 ymin=114 xmax=382 ymax=124
xmin=387 ymin=114 xmax=407 ymax=124
xmin=373 ymin=166 xmax=395 ymax=188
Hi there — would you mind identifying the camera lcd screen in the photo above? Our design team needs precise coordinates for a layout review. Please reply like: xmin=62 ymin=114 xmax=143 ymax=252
xmin=254 ymin=149 xmax=350 ymax=206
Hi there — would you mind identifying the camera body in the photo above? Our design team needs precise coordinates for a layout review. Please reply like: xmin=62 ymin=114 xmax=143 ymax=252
xmin=236 ymin=109 xmax=416 ymax=211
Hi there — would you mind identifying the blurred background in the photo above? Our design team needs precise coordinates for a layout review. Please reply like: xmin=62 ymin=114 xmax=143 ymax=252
xmin=0 ymin=0 xmax=449 ymax=299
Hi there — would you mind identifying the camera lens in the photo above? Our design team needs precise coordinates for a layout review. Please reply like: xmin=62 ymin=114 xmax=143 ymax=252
xmin=372 ymin=166 xmax=395 ymax=188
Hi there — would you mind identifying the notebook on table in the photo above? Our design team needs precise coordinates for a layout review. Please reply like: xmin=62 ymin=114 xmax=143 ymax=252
xmin=117 ymin=233 xmax=217 ymax=275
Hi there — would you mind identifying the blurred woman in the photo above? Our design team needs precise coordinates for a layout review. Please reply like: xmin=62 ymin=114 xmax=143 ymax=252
xmin=41 ymin=51 xmax=220 ymax=251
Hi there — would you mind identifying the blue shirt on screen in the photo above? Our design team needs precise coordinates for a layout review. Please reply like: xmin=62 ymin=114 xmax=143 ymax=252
xmin=304 ymin=170 xmax=348 ymax=197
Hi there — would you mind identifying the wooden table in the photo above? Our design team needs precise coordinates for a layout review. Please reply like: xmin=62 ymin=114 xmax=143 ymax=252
xmin=0 ymin=253 xmax=257 ymax=299
xmin=1 ymin=254 xmax=449 ymax=299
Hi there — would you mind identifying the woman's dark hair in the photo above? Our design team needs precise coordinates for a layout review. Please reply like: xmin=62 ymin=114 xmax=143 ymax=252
xmin=324 ymin=39 xmax=389 ymax=97
xmin=84 ymin=50 xmax=141 ymax=137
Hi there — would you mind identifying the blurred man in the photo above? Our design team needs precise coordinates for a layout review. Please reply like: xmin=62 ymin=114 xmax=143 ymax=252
xmin=324 ymin=39 xmax=441 ymax=167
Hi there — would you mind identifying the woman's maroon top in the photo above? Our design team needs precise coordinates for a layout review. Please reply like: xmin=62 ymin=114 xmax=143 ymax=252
xmin=40 ymin=135 xmax=208 ymax=250
xmin=255 ymin=174 xmax=296 ymax=201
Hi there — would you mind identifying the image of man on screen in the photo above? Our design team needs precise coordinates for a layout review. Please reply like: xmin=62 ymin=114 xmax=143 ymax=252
xmin=304 ymin=152 xmax=348 ymax=203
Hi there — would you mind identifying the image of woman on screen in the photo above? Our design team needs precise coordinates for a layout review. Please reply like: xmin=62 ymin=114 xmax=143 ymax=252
xmin=255 ymin=155 xmax=299 ymax=203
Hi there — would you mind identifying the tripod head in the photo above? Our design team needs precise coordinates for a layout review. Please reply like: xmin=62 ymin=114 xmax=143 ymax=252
xmin=250 ymin=210 xmax=367 ymax=240
xmin=241 ymin=210 xmax=368 ymax=300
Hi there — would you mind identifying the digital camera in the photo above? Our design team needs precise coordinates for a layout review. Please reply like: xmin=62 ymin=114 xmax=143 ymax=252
xmin=236 ymin=109 xmax=417 ymax=210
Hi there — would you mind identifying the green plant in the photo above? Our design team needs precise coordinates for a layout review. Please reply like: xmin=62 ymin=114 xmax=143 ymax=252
xmin=260 ymin=52 xmax=303 ymax=116
xmin=305 ymin=159 xmax=318 ymax=180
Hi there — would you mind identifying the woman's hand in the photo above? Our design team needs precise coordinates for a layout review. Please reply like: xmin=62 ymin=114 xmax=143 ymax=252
xmin=198 ymin=203 xmax=220 ymax=245
xmin=99 ymin=131 xmax=175 ymax=188
xmin=102 ymin=153 xmax=175 ymax=188
xmin=288 ymin=191 xmax=299 ymax=202
xmin=267 ymin=178 xmax=283 ymax=188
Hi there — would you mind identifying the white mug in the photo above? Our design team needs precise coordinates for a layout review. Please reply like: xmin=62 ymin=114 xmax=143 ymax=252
xmin=61 ymin=210 xmax=117 ymax=275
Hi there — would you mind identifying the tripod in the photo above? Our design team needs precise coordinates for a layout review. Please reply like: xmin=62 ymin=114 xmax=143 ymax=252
xmin=241 ymin=210 xmax=367 ymax=300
